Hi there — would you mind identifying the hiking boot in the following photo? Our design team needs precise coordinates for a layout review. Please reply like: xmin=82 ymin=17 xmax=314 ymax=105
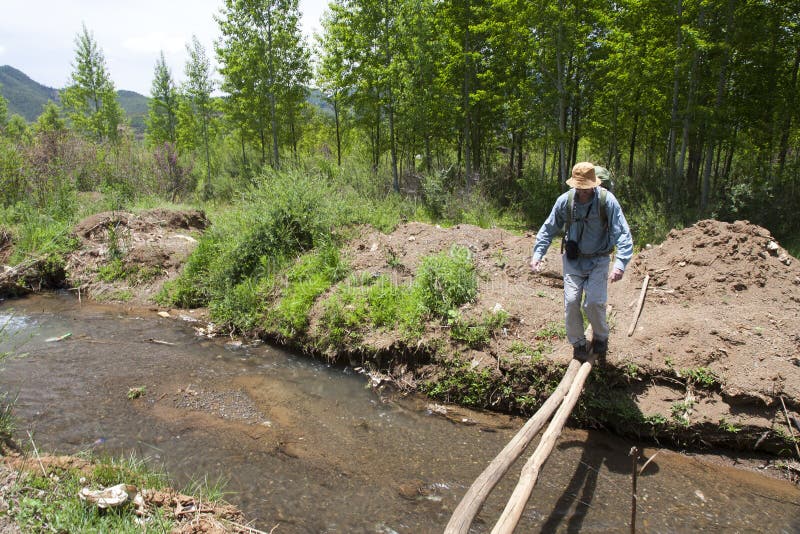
xmin=592 ymin=338 xmax=608 ymax=364
xmin=573 ymin=342 xmax=590 ymax=363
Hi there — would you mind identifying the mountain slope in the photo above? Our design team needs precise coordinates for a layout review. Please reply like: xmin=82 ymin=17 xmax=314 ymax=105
xmin=0 ymin=65 xmax=59 ymax=121
xmin=0 ymin=65 xmax=149 ymax=132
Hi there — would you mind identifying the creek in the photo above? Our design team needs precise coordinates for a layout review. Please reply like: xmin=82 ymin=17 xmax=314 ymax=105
xmin=1 ymin=293 xmax=798 ymax=533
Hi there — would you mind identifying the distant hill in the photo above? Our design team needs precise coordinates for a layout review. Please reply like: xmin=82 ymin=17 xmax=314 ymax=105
xmin=0 ymin=65 xmax=59 ymax=121
xmin=116 ymin=90 xmax=149 ymax=133
xmin=0 ymin=65 xmax=149 ymax=133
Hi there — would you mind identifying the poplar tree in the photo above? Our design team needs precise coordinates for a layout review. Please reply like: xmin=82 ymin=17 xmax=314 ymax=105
xmin=60 ymin=23 xmax=124 ymax=142
xmin=146 ymin=51 xmax=179 ymax=147
xmin=183 ymin=35 xmax=216 ymax=199
xmin=216 ymin=0 xmax=311 ymax=170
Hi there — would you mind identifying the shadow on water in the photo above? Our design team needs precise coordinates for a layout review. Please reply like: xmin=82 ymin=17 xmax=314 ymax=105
xmin=541 ymin=433 xmax=660 ymax=533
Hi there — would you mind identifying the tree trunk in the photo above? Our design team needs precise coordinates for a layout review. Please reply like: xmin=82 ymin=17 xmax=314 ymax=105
xmin=778 ymin=45 xmax=800 ymax=174
xmin=628 ymin=108 xmax=639 ymax=178
xmin=334 ymin=95 xmax=342 ymax=167
xmin=678 ymin=6 xmax=704 ymax=191
xmin=463 ymin=0 xmax=472 ymax=191
xmin=701 ymin=0 xmax=735 ymax=212
xmin=667 ymin=0 xmax=683 ymax=203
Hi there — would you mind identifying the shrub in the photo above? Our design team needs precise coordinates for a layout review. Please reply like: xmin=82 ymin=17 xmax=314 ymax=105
xmin=413 ymin=245 xmax=477 ymax=317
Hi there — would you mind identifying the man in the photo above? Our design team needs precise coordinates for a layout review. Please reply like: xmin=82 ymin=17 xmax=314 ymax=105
xmin=530 ymin=162 xmax=633 ymax=362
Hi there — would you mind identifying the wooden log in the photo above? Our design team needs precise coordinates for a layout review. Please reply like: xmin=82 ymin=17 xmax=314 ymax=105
xmin=491 ymin=356 xmax=595 ymax=534
xmin=444 ymin=359 xmax=583 ymax=534
xmin=627 ymin=274 xmax=650 ymax=337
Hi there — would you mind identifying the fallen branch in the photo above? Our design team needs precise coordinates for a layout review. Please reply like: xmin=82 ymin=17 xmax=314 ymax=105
xmin=444 ymin=359 xmax=583 ymax=534
xmin=627 ymin=274 xmax=650 ymax=337
xmin=779 ymin=396 xmax=800 ymax=461
xmin=491 ymin=356 xmax=596 ymax=534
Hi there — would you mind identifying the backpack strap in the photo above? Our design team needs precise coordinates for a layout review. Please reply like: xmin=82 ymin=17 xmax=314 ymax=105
xmin=598 ymin=187 xmax=608 ymax=229
xmin=564 ymin=188 xmax=576 ymax=237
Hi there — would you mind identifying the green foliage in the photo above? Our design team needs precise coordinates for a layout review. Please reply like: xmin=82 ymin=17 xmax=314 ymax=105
xmin=534 ymin=321 xmax=567 ymax=340
xmin=671 ymin=399 xmax=695 ymax=427
xmin=269 ymin=245 xmax=348 ymax=337
xmin=146 ymin=52 xmax=178 ymax=147
xmin=413 ymin=245 xmax=477 ymax=317
xmin=680 ymin=367 xmax=719 ymax=389
xmin=60 ymin=24 xmax=124 ymax=143
xmin=7 ymin=454 xmax=176 ymax=532
xmin=126 ymin=386 xmax=146 ymax=400
xmin=422 ymin=358 xmax=498 ymax=407
xmin=448 ymin=309 xmax=509 ymax=348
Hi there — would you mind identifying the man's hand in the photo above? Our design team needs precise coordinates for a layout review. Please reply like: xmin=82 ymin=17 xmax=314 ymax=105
xmin=530 ymin=258 xmax=543 ymax=272
xmin=609 ymin=268 xmax=624 ymax=282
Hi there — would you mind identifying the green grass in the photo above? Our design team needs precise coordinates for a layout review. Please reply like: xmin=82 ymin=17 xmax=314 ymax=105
xmin=6 ymin=454 xmax=175 ymax=532
xmin=413 ymin=245 xmax=477 ymax=317
xmin=448 ymin=309 xmax=509 ymax=348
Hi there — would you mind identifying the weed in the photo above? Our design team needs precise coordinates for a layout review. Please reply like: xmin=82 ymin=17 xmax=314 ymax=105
xmin=671 ymin=399 xmax=694 ymax=426
xmin=508 ymin=340 xmax=545 ymax=362
xmin=623 ymin=362 xmax=640 ymax=381
xmin=96 ymin=258 xmax=130 ymax=282
xmin=448 ymin=310 xmax=509 ymax=348
xmin=422 ymin=358 xmax=497 ymax=407
xmin=386 ymin=249 xmax=402 ymax=269
xmin=535 ymin=321 xmax=566 ymax=340
xmin=718 ymin=418 xmax=741 ymax=433
xmin=269 ymin=245 xmax=349 ymax=337
xmin=8 ymin=453 xmax=176 ymax=532
xmin=644 ymin=413 xmax=668 ymax=426
xmin=126 ymin=386 xmax=146 ymax=400
xmin=680 ymin=367 xmax=719 ymax=388
xmin=413 ymin=245 xmax=477 ymax=317
xmin=492 ymin=248 xmax=507 ymax=268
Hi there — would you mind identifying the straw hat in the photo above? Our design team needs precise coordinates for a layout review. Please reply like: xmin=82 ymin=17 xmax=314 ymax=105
xmin=566 ymin=162 xmax=601 ymax=189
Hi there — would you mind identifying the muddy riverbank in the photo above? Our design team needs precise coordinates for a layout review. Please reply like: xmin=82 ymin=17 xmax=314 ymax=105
xmin=2 ymin=209 xmax=800 ymax=462
xmin=2 ymin=294 xmax=799 ymax=532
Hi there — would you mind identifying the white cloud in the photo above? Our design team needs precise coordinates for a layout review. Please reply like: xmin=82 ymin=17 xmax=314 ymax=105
xmin=123 ymin=32 xmax=186 ymax=55
xmin=0 ymin=45 xmax=6 ymax=56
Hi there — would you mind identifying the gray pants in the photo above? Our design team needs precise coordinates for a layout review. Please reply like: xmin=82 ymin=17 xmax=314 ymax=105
xmin=563 ymin=255 xmax=610 ymax=346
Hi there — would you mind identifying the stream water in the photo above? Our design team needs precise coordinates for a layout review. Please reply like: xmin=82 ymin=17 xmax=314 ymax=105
xmin=1 ymin=293 xmax=798 ymax=533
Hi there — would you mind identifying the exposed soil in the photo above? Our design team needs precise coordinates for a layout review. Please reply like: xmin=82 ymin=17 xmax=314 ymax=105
xmin=317 ymin=219 xmax=800 ymax=454
xmin=63 ymin=209 xmax=208 ymax=305
xmin=3 ymin=210 xmax=800 ymax=461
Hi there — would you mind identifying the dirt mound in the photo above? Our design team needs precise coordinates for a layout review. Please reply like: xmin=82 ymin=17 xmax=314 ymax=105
xmin=65 ymin=209 xmax=209 ymax=305
xmin=332 ymin=219 xmax=800 ymax=451
xmin=609 ymin=220 xmax=800 ymax=405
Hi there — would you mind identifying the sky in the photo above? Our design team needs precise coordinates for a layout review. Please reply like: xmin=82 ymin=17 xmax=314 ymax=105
xmin=0 ymin=0 xmax=329 ymax=95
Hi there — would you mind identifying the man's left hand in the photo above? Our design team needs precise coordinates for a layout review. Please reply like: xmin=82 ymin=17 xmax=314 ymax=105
xmin=609 ymin=268 xmax=624 ymax=282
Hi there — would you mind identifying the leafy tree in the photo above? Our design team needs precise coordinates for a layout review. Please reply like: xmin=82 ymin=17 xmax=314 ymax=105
xmin=182 ymin=35 xmax=216 ymax=199
xmin=60 ymin=23 xmax=124 ymax=142
xmin=216 ymin=0 xmax=311 ymax=170
xmin=35 ymin=101 xmax=66 ymax=134
xmin=146 ymin=51 xmax=179 ymax=147
xmin=0 ymin=89 xmax=8 ymax=130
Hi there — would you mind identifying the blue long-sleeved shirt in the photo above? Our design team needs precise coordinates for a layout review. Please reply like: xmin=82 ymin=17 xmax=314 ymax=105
xmin=532 ymin=187 xmax=633 ymax=272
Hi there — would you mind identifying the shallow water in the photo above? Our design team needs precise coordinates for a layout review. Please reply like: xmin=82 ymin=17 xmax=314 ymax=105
xmin=1 ymin=293 xmax=799 ymax=533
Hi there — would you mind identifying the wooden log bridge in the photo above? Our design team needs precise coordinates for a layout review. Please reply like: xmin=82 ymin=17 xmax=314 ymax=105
xmin=445 ymin=353 xmax=597 ymax=534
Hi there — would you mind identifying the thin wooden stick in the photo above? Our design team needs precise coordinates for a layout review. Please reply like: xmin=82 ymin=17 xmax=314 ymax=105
xmin=630 ymin=446 xmax=639 ymax=534
xmin=444 ymin=359 xmax=583 ymax=534
xmin=27 ymin=431 xmax=47 ymax=477
xmin=491 ymin=357 xmax=595 ymax=534
xmin=627 ymin=274 xmax=650 ymax=337
xmin=779 ymin=396 xmax=800 ymax=461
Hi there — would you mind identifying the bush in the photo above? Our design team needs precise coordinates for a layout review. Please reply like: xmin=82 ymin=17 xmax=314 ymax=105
xmin=413 ymin=245 xmax=477 ymax=317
